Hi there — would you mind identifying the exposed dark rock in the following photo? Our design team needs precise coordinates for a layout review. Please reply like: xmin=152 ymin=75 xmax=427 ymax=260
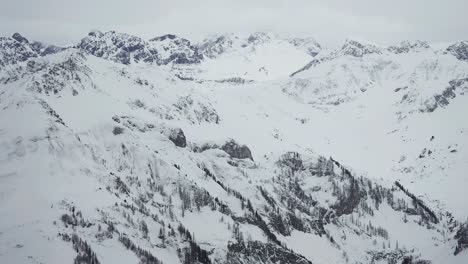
xmin=423 ymin=78 xmax=468 ymax=112
xmin=214 ymin=77 xmax=254 ymax=84
xmin=78 ymin=31 xmax=160 ymax=65
xmin=369 ymin=249 xmax=431 ymax=264
xmin=112 ymin=126 xmax=124 ymax=135
xmin=227 ymin=241 xmax=312 ymax=264
xmin=151 ymin=34 xmax=177 ymax=41
xmin=12 ymin=32 xmax=29 ymax=43
xmin=194 ymin=139 xmax=253 ymax=160
xmin=388 ymin=40 xmax=430 ymax=54
xmin=0 ymin=35 xmax=37 ymax=67
xmin=447 ymin=41 xmax=468 ymax=61
xmin=340 ymin=39 xmax=382 ymax=57
xmin=221 ymin=140 xmax=253 ymax=160
xmin=167 ymin=128 xmax=187 ymax=148
xmin=454 ymin=221 xmax=468 ymax=255
xmin=150 ymin=34 xmax=203 ymax=64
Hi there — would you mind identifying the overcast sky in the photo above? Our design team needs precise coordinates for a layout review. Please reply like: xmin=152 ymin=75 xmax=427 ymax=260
xmin=1 ymin=0 xmax=467 ymax=46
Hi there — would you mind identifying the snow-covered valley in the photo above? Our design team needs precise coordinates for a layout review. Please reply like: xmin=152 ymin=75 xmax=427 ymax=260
xmin=1 ymin=31 xmax=467 ymax=264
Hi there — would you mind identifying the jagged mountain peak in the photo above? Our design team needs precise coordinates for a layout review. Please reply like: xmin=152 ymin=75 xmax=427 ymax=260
xmin=11 ymin=32 xmax=29 ymax=43
xmin=0 ymin=33 xmax=38 ymax=68
xmin=388 ymin=40 xmax=431 ymax=54
xmin=150 ymin=33 xmax=187 ymax=42
xmin=338 ymin=38 xmax=383 ymax=57
xmin=78 ymin=30 xmax=156 ymax=65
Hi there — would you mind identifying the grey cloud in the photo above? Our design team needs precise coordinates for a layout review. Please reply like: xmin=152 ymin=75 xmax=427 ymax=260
xmin=0 ymin=0 xmax=466 ymax=46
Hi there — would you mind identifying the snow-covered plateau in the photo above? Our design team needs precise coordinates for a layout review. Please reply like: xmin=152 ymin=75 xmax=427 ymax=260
xmin=1 ymin=31 xmax=467 ymax=264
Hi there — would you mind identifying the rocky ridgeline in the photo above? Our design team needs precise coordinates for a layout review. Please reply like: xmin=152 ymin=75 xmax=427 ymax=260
xmin=0 ymin=33 xmax=64 ymax=68
xmin=291 ymin=39 xmax=438 ymax=77
xmin=422 ymin=78 xmax=468 ymax=112
xmin=387 ymin=40 xmax=431 ymax=54
xmin=1 ymin=31 xmax=322 ymax=69
xmin=78 ymin=31 xmax=204 ymax=66
xmin=1 ymin=31 xmax=466 ymax=72
xmin=1 ymin=30 xmax=468 ymax=264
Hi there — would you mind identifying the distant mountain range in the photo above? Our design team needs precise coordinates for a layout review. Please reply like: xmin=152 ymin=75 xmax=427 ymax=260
xmin=0 ymin=31 xmax=467 ymax=264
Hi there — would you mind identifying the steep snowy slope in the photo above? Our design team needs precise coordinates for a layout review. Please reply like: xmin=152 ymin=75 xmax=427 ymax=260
xmin=0 ymin=32 xmax=467 ymax=264
xmin=284 ymin=39 xmax=468 ymax=220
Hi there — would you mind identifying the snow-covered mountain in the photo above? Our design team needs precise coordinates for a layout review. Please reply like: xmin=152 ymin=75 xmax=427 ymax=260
xmin=0 ymin=31 xmax=467 ymax=264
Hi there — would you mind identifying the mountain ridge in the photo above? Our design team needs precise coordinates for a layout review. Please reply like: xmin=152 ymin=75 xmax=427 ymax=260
xmin=1 ymin=30 xmax=468 ymax=264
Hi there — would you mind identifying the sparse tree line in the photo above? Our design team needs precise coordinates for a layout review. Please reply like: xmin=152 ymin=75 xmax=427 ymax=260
xmin=59 ymin=233 xmax=100 ymax=264
xmin=394 ymin=181 xmax=439 ymax=224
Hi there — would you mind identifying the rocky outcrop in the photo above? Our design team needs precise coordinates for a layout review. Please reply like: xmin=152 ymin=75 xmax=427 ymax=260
xmin=194 ymin=139 xmax=253 ymax=160
xmin=221 ymin=140 xmax=253 ymax=160
xmin=227 ymin=241 xmax=311 ymax=264
xmin=423 ymin=78 xmax=468 ymax=112
xmin=166 ymin=128 xmax=187 ymax=148
xmin=78 ymin=31 xmax=159 ymax=65
xmin=455 ymin=221 xmax=468 ymax=255
xmin=447 ymin=41 xmax=468 ymax=61
xmin=0 ymin=33 xmax=65 ymax=69
xmin=339 ymin=39 xmax=382 ymax=57
xmin=0 ymin=33 xmax=37 ymax=67
xmin=11 ymin=32 xmax=29 ymax=43
xmin=388 ymin=40 xmax=430 ymax=54
xmin=149 ymin=34 xmax=203 ymax=64
xmin=214 ymin=77 xmax=254 ymax=85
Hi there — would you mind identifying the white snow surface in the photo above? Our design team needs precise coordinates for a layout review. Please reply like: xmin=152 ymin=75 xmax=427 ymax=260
xmin=0 ymin=32 xmax=467 ymax=264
